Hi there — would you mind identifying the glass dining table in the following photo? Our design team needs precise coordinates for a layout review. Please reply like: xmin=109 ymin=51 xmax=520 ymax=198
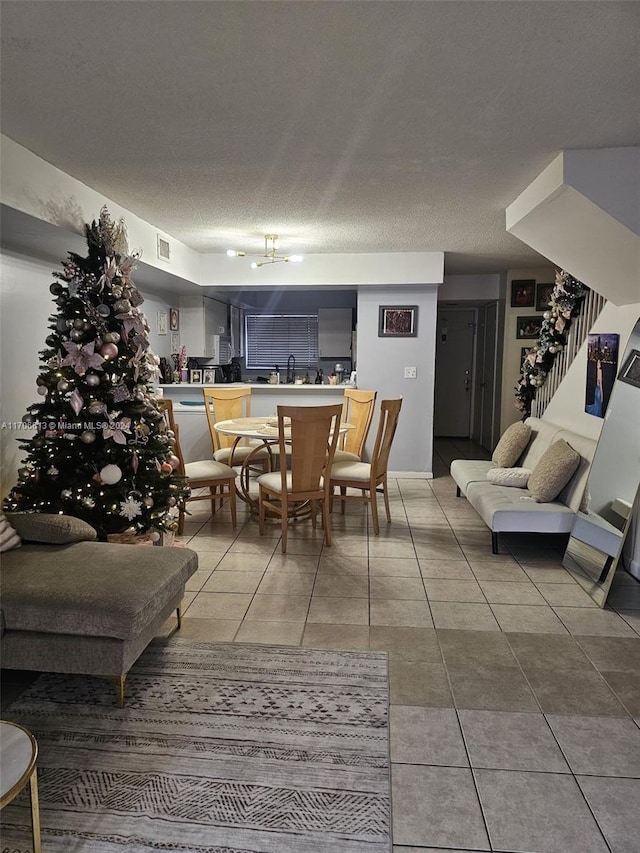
xmin=214 ymin=415 xmax=354 ymax=509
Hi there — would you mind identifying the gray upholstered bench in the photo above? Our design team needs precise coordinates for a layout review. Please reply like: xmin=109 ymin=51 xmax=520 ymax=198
xmin=1 ymin=515 xmax=198 ymax=706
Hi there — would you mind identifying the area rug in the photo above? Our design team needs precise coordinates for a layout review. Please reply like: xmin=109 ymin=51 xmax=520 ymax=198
xmin=1 ymin=640 xmax=391 ymax=852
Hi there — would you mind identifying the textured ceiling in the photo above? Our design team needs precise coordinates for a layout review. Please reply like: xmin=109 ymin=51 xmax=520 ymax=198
xmin=1 ymin=1 xmax=639 ymax=275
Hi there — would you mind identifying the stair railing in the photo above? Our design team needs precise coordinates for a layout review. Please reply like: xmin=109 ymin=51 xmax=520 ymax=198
xmin=531 ymin=289 xmax=607 ymax=417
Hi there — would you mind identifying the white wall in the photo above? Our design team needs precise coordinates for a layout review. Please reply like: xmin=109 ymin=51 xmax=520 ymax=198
xmin=357 ymin=286 xmax=438 ymax=476
xmin=439 ymin=274 xmax=501 ymax=301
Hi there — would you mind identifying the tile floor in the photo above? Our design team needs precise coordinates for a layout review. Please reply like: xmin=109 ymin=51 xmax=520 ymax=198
xmin=4 ymin=438 xmax=640 ymax=852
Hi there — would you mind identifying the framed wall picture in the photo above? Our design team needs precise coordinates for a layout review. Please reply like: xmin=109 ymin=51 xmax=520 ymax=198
xmin=535 ymin=282 xmax=555 ymax=312
xmin=510 ymin=279 xmax=535 ymax=308
xmin=170 ymin=332 xmax=180 ymax=353
xmin=618 ymin=348 xmax=640 ymax=388
xmin=378 ymin=305 xmax=418 ymax=337
xmin=169 ymin=308 xmax=180 ymax=331
xmin=189 ymin=369 xmax=203 ymax=384
xmin=157 ymin=310 xmax=168 ymax=335
xmin=516 ymin=315 xmax=543 ymax=339
xmin=202 ymin=368 xmax=216 ymax=385
xmin=586 ymin=333 xmax=620 ymax=417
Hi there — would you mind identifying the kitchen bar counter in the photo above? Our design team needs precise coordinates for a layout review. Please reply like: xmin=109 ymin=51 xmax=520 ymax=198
xmin=157 ymin=382 xmax=355 ymax=462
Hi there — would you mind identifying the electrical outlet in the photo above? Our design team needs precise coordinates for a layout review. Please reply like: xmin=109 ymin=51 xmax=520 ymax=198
xmin=404 ymin=366 xmax=417 ymax=379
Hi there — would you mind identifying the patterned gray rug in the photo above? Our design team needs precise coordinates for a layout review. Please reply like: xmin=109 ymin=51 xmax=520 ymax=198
xmin=1 ymin=640 xmax=391 ymax=852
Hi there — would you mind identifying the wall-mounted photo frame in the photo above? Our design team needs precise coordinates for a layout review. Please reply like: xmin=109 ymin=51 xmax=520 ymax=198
xmin=378 ymin=305 xmax=418 ymax=337
xmin=618 ymin=348 xmax=640 ymax=389
xmin=189 ymin=369 xmax=203 ymax=384
xmin=170 ymin=332 xmax=180 ymax=353
xmin=535 ymin=282 xmax=555 ymax=312
xmin=169 ymin=308 xmax=180 ymax=331
xmin=516 ymin=315 xmax=543 ymax=339
xmin=586 ymin=333 xmax=620 ymax=417
xmin=202 ymin=368 xmax=216 ymax=385
xmin=510 ymin=279 xmax=535 ymax=308
xmin=157 ymin=310 xmax=168 ymax=335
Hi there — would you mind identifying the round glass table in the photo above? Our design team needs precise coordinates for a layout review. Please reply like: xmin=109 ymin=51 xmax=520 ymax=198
xmin=0 ymin=719 xmax=42 ymax=853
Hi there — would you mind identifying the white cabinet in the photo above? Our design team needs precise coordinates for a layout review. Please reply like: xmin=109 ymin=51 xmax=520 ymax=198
xmin=318 ymin=308 xmax=352 ymax=357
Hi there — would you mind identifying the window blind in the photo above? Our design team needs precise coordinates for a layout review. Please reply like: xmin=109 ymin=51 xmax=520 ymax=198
xmin=244 ymin=314 xmax=319 ymax=370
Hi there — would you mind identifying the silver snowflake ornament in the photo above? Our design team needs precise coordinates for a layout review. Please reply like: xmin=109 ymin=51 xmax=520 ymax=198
xmin=119 ymin=495 xmax=143 ymax=520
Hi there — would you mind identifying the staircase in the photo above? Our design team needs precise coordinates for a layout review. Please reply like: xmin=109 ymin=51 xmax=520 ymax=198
xmin=531 ymin=289 xmax=607 ymax=417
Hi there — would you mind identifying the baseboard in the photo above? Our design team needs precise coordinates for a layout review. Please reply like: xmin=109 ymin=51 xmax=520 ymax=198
xmin=388 ymin=471 xmax=433 ymax=479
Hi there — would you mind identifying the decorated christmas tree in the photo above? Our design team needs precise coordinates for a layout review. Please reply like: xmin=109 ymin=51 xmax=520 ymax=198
xmin=3 ymin=207 xmax=189 ymax=540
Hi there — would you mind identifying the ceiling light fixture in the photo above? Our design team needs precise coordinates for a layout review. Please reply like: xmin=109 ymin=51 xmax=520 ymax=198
xmin=226 ymin=234 xmax=303 ymax=269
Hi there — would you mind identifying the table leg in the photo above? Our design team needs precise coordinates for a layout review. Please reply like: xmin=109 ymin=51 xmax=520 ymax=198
xmin=29 ymin=767 xmax=42 ymax=853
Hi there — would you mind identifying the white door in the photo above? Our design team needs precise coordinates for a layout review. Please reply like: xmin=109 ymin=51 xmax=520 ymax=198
xmin=434 ymin=308 xmax=476 ymax=437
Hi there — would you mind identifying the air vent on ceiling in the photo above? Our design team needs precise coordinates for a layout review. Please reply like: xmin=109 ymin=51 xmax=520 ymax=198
xmin=157 ymin=234 xmax=171 ymax=262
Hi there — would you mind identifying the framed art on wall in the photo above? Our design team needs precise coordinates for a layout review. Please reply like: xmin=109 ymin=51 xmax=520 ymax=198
xmin=510 ymin=279 xmax=535 ymax=308
xmin=157 ymin=310 xmax=168 ymax=335
xmin=618 ymin=348 xmax=640 ymax=388
xmin=516 ymin=316 xmax=543 ymax=339
xmin=535 ymin=282 xmax=555 ymax=312
xmin=169 ymin=308 xmax=180 ymax=331
xmin=378 ymin=305 xmax=418 ymax=337
xmin=585 ymin=333 xmax=620 ymax=417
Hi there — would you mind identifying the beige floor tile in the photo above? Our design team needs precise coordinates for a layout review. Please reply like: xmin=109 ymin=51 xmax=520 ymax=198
xmin=414 ymin=541 xmax=466 ymax=561
xmin=256 ymin=573 xmax=316 ymax=595
xmin=215 ymin=552 xmax=272 ymax=572
xmin=307 ymin=596 xmax=370 ymax=625
xmin=369 ymin=558 xmax=421 ymax=577
xmin=228 ymin=537 xmax=279 ymax=556
xmin=536 ymin=583 xmax=599 ymax=607
xmin=370 ymin=599 xmax=433 ymax=628
xmin=491 ymin=604 xmax=568 ymax=634
xmin=244 ymin=593 xmax=311 ymax=622
xmin=430 ymin=602 xmax=500 ymax=632
xmin=201 ymin=570 xmax=264 ymax=594
xmin=521 ymin=565 xmax=577 ymax=584
xmin=369 ymin=539 xmax=417 ymax=559
xmin=317 ymin=554 xmax=369 ymax=575
xmin=424 ymin=578 xmax=486 ymax=603
xmin=460 ymin=546 xmax=518 ymax=564
xmin=391 ymin=706 xmax=468 ymax=765
xmin=185 ymin=592 xmax=252 ymax=620
xmin=478 ymin=580 xmax=547 ymax=605
xmin=418 ymin=559 xmax=474 ymax=580
xmin=467 ymin=561 xmax=531 ymax=582
xmin=370 ymin=626 xmax=441 ymax=662
xmin=370 ymin=577 xmax=427 ymax=600
xmin=234 ymin=620 xmax=304 ymax=645
xmin=313 ymin=574 xmax=369 ymax=597
xmin=170 ymin=617 xmax=240 ymax=642
xmin=553 ymin=607 xmax=637 ymax=637
xmin=265 ymin=553 xmax=320 ymax=573
xmin=390 ymin=660 xmax=453 ymax=707
xmin=184 ymin=569 xmax=215 ymax=591
xmin=302 ymin=623 xmax=370 ymax=651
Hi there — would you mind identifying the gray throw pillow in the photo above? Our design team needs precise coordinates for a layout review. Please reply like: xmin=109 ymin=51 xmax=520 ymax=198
xmin=527 ymin=439 xmax=581 ymax=503
xmin=492 ymin=422 xmax=532 ymax=467
xmin=6 ymin=513 xmax=97 ymax=544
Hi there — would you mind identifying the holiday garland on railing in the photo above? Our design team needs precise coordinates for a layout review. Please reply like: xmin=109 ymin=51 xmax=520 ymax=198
xmin=514 ymin=270 xmax=588 ymax=418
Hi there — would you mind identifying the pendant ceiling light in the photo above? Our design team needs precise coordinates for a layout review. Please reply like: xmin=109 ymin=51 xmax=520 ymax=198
xmin=226 ymin=234 xmax=303 ymax=269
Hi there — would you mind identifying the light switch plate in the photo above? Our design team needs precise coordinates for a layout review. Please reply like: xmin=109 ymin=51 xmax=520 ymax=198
xmin=404 ymin=366 xmax=417 ymax=379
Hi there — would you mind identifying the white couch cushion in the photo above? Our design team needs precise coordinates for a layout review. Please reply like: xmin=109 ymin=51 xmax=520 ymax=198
xmin=487 ymin=467 xmax=531 ymax=488
xmin=450 ymin=459 xmax=494 ymax=494
xmin=466 ymin=482 xmax=576 ymax=533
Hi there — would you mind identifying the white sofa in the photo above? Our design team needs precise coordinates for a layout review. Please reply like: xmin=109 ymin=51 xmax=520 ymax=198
xmin=450 ymin=417 xmax=597 ymax=554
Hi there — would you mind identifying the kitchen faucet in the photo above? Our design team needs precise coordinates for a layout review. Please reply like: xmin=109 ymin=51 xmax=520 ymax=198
xmin=286 ymin=354 xmax=296 ymax=384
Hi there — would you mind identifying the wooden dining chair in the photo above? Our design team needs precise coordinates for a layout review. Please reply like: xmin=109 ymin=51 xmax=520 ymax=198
xmin=329 ymin=398 xmax=403 ymax=534
xmin=202 ymin=386 xmax=270 ymax=486
xmin=334 ymin=388 xmax=377 ymax=463
xmin=158 ymin=399 xmax=238 ymax=533
xmin=257 ymin=404 xmax=343 ymax=554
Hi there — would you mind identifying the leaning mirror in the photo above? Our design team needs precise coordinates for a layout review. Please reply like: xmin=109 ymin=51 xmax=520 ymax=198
xmin=562 ymin=316 xmax=640 ymax=607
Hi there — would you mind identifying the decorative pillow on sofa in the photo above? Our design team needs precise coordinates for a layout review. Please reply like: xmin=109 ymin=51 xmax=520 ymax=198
xmin=491 ymin=422 xmax=532 ymax=467
xmin=487 ymin=467 xmax=531 ymax=488
xmin=0 ymin=513 xmax=22 ymax=551
xmin=6 ymin=513 xmax=97 ymax=544
xmin=527 ymin=439 xmax=581 ymax=503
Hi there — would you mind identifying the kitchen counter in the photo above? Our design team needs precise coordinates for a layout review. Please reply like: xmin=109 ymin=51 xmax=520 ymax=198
xmin=157 ymin=382 xmax=356 ymax=462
